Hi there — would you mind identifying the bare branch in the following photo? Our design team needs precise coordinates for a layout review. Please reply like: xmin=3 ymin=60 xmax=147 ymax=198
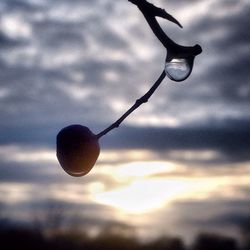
xmin=96 ymin=70 xmax=166 ymax=139
xmin=128 ymin=0 xmax=182 ymax=28
xmin=128 ymin=0 xmax=202 ymax=57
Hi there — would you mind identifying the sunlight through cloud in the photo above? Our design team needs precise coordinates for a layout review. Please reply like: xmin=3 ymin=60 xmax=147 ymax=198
xmin=93 ymin=178 xmax=190 ymax=214
xmin=0 ymin=145 xmax=56 ymax=163
xmin=117 ymin=161 xmax=176 ymax=178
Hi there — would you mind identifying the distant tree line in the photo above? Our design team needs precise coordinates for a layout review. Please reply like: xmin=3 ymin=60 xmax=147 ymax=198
xmin=0 ymin=200 xmax=249 ymax=250
xmin=0 ymin=226 xmax=249 ymax=250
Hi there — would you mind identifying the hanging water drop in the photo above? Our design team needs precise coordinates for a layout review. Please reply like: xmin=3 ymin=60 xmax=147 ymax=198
xmin=165 ymin=57 xmax=193 ymax=82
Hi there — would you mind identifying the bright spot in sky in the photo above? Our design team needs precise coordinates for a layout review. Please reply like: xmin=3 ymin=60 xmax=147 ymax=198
xmin=92 ymin=161 xmax=188 ymax=214
xmin=116 ymin=161 xmax=176 ymax=177
xmin=91 ymin=160 xmax=247 ymax=215
xmin=1 ymin=15 xmax=31 ymax=39
xmin=94 ymin=179 xmax=190 ymax=214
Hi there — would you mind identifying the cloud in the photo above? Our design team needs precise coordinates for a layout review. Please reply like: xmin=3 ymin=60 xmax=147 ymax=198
xmin=174 ymin=199 xmax=250 ymax=236
xmin=0 ymin=31 xmax=26 ymax=48
xmin=101 ymin=117 xmax=250 ymax=163
xmin=0 ymin=116 xmax=250 ymax=165
xmin=190 ymin=1 xmax=250 ymax=103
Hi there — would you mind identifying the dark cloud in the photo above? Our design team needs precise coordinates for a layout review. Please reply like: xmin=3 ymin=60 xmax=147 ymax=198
xmin=0 ymin=31 xmax=26 ymax=48
xmin=190 ymin=0 xmax=250 ymax=103
xmin=206 ymin=213 xmax=250 ymax=229
xmin=173 ymin=199 xmax=250 ymax=230
xmin=1 ymin=117 xmax=250 ymax=164
xmin=0 ymin=0 xmax=44 ymax=13
xmin=102 ymin=117 xmax=250 ymax=163
xmin=0 ymin=161 xmax=63 ymax=184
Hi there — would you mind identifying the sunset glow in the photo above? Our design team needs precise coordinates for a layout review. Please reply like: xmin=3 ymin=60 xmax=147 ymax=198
xmin=91 ymin=160 xmax=250 ymax=215
xmin=94 ymin=178 xmax=189 ymax=213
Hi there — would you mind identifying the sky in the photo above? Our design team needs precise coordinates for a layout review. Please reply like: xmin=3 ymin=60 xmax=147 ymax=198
xmin=0 ymin=0 xmax=250 ymax=243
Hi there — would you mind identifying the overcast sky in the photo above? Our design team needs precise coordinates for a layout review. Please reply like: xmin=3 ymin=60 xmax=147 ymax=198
xmin=0 ymin=0 xmax=250 ymax=243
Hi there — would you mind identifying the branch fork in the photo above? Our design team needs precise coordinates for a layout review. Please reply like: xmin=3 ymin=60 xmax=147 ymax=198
xmin=97 ymin=0 xmax=202 ymax=138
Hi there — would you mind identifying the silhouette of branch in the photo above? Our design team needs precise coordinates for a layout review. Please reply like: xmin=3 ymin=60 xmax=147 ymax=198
xmin=128 ymin=0 xmax=202 ymax=58
xmin=129 ymin=0 xmax=183 ymax=28
xmin=96 ymin=1 xmax=202 ymax=139
xmin=96 ymin=70 xmax=166 ymax=139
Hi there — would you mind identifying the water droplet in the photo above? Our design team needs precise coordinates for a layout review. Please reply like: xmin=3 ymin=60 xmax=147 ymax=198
xmin=165 ymin=58 xmax=193 ymax=82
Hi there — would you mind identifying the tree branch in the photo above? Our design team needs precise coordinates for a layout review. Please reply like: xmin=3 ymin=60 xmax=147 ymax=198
xmin=96 ymin=70 xmax=166 ymax=139
xmin=128 ymin=0 xmax=202 ymax=57
xmin=96 ymin=0 xmax=202 ymax=139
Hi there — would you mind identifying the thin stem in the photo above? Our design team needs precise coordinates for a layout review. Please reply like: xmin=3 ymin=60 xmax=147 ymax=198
xmin=96 ymin=70 xmax=166 ymax=139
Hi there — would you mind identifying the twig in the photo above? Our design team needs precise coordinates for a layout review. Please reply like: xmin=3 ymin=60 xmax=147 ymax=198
xmin=96 ymin=70 xmax=166 ymax=139
xmin=96 ymin=0 xmax=202 ymax=139
xmin=129 ymin=0 xmax=202 ymax=57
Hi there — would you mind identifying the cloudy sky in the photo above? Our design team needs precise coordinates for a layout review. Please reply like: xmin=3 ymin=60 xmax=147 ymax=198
xmin=0 ymin=0 xmax=250 ymax=243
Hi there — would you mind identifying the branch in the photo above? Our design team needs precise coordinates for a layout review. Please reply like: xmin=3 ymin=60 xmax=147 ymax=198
xmin=129 ymin=0 xmax=182 ymax=28
xmin=128 ymin=0 xmax=202 ymax=57
xmin=96 ymin=70 xmax=166 ymax=139
xmin=96 ymin=0 xmax=202 ymax=139
xmin=154 ymin=7 xmax=183 ymax=28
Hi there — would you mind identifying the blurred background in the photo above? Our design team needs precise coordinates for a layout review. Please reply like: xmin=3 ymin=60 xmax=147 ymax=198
xmin=0 ymin=0 xmax=250 ymax=249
